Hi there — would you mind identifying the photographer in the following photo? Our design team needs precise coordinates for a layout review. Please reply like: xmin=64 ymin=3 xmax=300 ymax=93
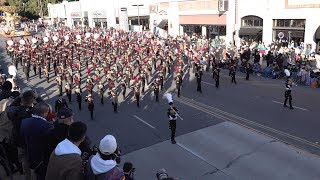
xmin=156 ymin=168 xmax=178 ymax=180
xmin=85 ymin=134 xmax=125 ymax=180
xmin=123 ymin=162 xmax=135 ymax=180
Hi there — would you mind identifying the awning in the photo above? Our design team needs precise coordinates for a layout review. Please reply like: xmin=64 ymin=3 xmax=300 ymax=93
xmin=157 ymin=19 xmax=168 ymax=29
xmin=315 ymin=26 xmax=320 ymax=40
xmin=239 ymin=27 xmax=263 ymax=35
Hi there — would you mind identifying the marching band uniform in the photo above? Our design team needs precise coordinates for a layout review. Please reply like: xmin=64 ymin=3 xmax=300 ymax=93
xmin=23 ymin=61 xmax=30 ymax=82
xmin=121 ymin=79 xmax=127 ymax=98
xmin=283 ymin=78 xmax=294 ymax=109
xmin=85 ymin=94 xmax=94 ymax=120
xmin=133 ymin=85 xmax=140 ymax=107
xmin=75 ymin=86 xmax=82 ymax=111
xmin=111 ymin=89 xmax=118 ymax=113
xmin=56 ymin=75 xmax=63 ymax=96
xmin=175 ymin=74 xmax=183 ymax=98
xmin=44 ymin=65 xmax=49 ymax=83
xmin=98 ymin=82 xmax=104 ymax=104
xmin=230 ymin=65 xmax=237 ymax=84
xmin=214 ymin=68 xmax=220 ymax=88
xmin=167 ymin=104 xmax=179 ymax=144
xmin=65 ymin=82 xmax=72 ymax=103
xmin=153 ymin=82 xmax=160 ymax=102
xmin=195 ymin=71 xmax=202 ymax=93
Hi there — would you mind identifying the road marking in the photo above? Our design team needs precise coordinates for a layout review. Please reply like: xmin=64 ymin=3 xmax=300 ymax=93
xmin=175 ymin=95 xmax=320 ymax=151
xmin=177 ymin=142 xmax=216 ymax=168
xmin=272 ymin=100 xmax=309 ymax=111
xmin=133 ymin=115 xmax=156 ymax=129
xmin=203 ymin=81 xmax=215 ymax=86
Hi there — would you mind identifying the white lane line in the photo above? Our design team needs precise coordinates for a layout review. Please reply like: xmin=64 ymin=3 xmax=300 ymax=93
xmin=272 ymin=100 xmax=309 ymax=111
xmin=133 ymin=115 xmax=156 ymax=129
xmin=203 ymin=81 xmax=215 ymax=86
xmin=177 ymin=142 xmax=216 ymax=168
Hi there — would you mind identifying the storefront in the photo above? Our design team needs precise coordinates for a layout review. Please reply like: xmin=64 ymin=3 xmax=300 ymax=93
xmin=239 ymin=16 xmax=263 ymax=43
xmin=129 ymin=16 xmax=150 ymax=30
xmin=90 ymin=10 xmax=107 ymax=28
xmin=272 ymin=19 xmax=305 ymax=45
xmin=179 ymin=14 xmax=227 ymax=38
xmin=181 ymin=25 xmax=226 ymax=39
xmin=70 ymin=12 xmax=82 ymax=27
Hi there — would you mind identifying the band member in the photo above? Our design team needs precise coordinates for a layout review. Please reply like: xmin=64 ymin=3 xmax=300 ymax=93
xmin=33 ymin=62 xmax=37 ymax=76
xmin=230 ymin=65 xmax=237 ymax=84
xmin=97 ymin=81 xmax=104 ymax=104
xmin=245 ymin=62 xmax=250 ymax=80
xmin=175 ymin=73 xmax=183 ymax=97
xmin=86 ymin=77 xmax=93 ymax=94
xmin=65 ymin=82 xmax=72 ymax=103
xmin=283 ymin=77 xmax=294 ymax=109
xmin=214 ymin=67 xmax=220 ymax=88
xmin=141 ymin=72 xmax=146 ymax=93
xmin=133 ymin=85 xmax=140 ymax=107
xmin=111 ymin=88 xmax=118 ymax=113
xmin=158 ymin=72 xmax=164 ymax=90
xmin=121 ymin=78 xmax=127 ymax=98
xmin=75 ymin=86 xmax=82 ymax=111
xmin=44 ymin=65 xmax=49 ymax=83
xmin=85 ymin=94 xmax=94 ymax=120
xmin=195 ymin=71 xmax=202 ymax=93
xmin=23 ymin=61 xmax=30 ymax=81
xmin=152 ymin=82 xmax=160 ymax=102
xmin=55 ymin=96 xmax=68 ymax=112
xmin=37 ymin=62 xmax=42 ymax=79
xmin=56 ymin=75 xmax=63 ymax=96
xmin=167 ymin=102 xmax=179 ymax=144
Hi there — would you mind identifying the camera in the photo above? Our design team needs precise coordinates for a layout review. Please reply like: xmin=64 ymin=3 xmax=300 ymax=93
xmin=156 ymin=168 xmax=169 ymax=180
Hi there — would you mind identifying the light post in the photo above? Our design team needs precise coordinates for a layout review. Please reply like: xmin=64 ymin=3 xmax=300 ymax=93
xmin=22 ymin=3 xmax=25 ymax=19
xmin=132 ymin=4 xmax=144 ymax=32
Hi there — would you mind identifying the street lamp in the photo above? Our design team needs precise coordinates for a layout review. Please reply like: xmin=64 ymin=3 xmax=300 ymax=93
xmin=132 ymin=4 xmax=144 ymax=32
xmin=22 ymin=3 xmax=25 ymax=19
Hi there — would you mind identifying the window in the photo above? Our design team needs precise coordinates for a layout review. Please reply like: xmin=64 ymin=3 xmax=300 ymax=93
xmin=241 ymin=16 xmax=263 ymax=27
xmin=273 ymin=19 xmax=305 ymax=28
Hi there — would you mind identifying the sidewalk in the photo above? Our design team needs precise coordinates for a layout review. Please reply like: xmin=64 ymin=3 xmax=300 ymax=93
xmin=122 ymin=121 xmax=320 ymax=180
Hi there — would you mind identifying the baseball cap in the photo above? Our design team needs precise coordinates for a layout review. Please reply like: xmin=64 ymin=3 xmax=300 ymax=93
xmin=57 ymin=107 xmax=73 ymax=119
xmin=99 ymin=135 xmax=117 ymax=155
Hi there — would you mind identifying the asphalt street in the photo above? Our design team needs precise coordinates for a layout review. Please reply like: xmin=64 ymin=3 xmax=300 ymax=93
xmin=1 ymin=35 xmax=320 ymax=160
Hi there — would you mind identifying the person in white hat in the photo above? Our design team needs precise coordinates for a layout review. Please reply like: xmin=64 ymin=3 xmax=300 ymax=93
xmin=85 ymin=135 xmax=125 ymax=180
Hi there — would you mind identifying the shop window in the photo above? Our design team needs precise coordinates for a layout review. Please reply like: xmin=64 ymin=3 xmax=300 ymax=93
xmin=241 ymin=16 xmax=263 ymax=27
xmin=273 ymin=19 xmax=305 ymax=28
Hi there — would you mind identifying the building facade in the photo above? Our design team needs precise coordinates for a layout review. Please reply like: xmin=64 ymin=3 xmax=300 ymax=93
xmin=233 ymin=0 xmax=320 ymax=51
xmin=151 ymin=0 xmax=228 ymax=38
xmin=47 ymin=0 xmax=320 ymax=52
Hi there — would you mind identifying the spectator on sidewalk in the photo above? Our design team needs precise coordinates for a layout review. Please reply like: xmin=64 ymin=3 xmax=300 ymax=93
xmin=20 ymin=102 xmax=54 ymax=180
xmin=46 ymin=121 xmax=87 ymax=180
xmin=123 ymin=162 xmax=135 ymax=180
xmin=85 ymin=134 xmax=125 ymax=180
xmin=46 ymin=107 xmax=92 ymax=164
xmin=0 ymin=81 xmax=12 ymax=101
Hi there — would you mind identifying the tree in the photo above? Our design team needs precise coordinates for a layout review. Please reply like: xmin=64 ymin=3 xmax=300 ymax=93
xmin=6 ymin=0 xmax=63 ymax=19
